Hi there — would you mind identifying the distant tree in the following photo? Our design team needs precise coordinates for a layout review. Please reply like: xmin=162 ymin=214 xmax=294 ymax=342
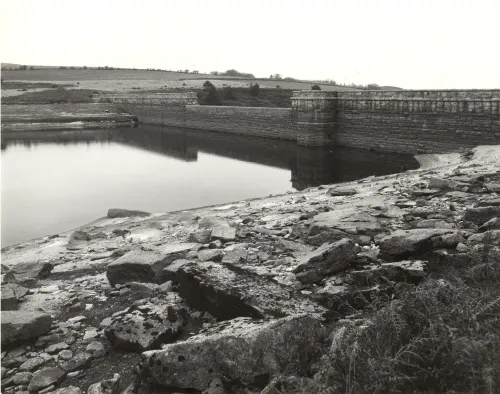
xmin=249 ymin=83 xmax=260 ymax=96
xmin=200 ymin=80 xmax=219 ymax=104
xmin=367 ymin=83 xmax=381 ymax=90
xmin=30 ymin=66 xmax=35 ymax=70
xmin=184 ymin=69 xmax=189 ymax=73
xmin=19 ymin=65 xmax=28 ymax=70
xmin=271 ymin=74 xmax=282 ymax=80
xmin=222 ymin=86 xmax=235 ymax=99
xmin=70 ymin=66 xmax=75 ymax=70
xmin=220 ymin=69 xmax=255 ymax=78
xmin=83 ymin=66 xmax=87 ymax=70
xmin=311 ymin=84 xmax=321 ymax=90
xmin=210 ymin=71 xmax=219 ymax=75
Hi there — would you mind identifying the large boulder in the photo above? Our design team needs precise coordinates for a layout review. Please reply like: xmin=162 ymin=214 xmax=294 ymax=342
xmin=1 ymin=311 xmax=52 ymax=347
xmin=344 ymin=260 xmax=428 ymax=286
xmin=464 ymin=206 xmax=500 ymax=225
xmin=141 ymin=314 xmax=324 ymax=391
xmin=107 ymin=208 xmax=150 ymax=218
xmin=8 ymin=261 xmax=54 ymax=285
xmin=106 ymin=243 xmax=196 ymax=286
xmin=293 ymin=239 xmax=360 ymax=284
xmin=307 ymin=209 xmax=381 ymax=246
xmin=176 ymin=261 xmax=325 ymax=319
xmin=1 ymin=283 xmax=29 ymax=310
xmin=466 ymin=230 xmax=500 ymax=246
xmin=105 ymin=294 xmax=191 ymax=352
xmin=378 ymin=229 xmax=462 ymax=260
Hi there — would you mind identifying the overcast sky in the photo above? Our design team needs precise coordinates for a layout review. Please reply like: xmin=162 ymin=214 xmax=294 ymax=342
xmin=1 ymin=0 xmax=499 ymax=89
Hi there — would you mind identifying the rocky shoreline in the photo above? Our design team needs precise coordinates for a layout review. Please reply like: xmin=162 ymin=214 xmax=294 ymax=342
xmin=1 ymin=145 xmax=500 ymax=394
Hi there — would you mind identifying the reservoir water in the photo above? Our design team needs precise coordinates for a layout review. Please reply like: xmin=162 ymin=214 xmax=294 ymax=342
xmin=1 ymin=125 xmax=419 ymax=247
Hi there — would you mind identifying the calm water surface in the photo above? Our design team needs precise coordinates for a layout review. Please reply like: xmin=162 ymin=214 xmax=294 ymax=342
xmin=1 ymin=125 xmax=419 ymax=246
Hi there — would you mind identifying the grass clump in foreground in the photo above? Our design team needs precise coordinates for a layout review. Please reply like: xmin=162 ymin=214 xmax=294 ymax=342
xmin=321 ymin=272 xmax=500 ymax=393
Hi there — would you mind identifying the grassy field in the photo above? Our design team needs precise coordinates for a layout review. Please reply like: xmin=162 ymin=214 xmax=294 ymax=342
xmin=1 ymin=68 xmax=361 ymax=108
xmin=1 ymin=68 xmax=356 ymax=92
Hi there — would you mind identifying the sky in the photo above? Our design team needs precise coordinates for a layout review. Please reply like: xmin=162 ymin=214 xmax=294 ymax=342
xmin=1 ymin=0 xmax=499 ymax=89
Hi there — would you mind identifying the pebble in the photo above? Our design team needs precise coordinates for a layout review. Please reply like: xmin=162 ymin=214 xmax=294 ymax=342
xmin=59 ymin=350 xmax=73 ymax=360
xmin=86 ymin=341 xmax=106 ymax=358
xmin=19 ymin=357 xmax=45 ymax=371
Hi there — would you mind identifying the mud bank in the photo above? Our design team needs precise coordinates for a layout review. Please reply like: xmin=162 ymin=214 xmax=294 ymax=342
xmin=1 ymin=104 xmax=137 ymax=132
xmin=1 ymin=145 xmax=500 ymax=394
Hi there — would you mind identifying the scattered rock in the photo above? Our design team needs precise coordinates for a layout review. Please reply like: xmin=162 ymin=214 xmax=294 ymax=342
xmin=293 ymin=239 xmax=360 ymax=284
xmin=141 ymin=314 xmax=324 ymax=391
xmin=27 ymin=367 xmax=65 ymax=392
xmin=379 ymin=229 xmax=461 ymax=260
xmin=1 ymin=311 xmax=52 ymax=347
xmin=466 ymin=230 xmax=500 ymax=246
xmin=87 ymin=373 xmax=121 ymax=394
xmin=8 ymin=261 xmax=54 ymax=285
xmin=1 ymin=283 xmax=29 ymax=310
xmin=45 ymin=342 xmax=69 ymax=354
xmin=86 ymin=341 xmax=106 ymax=358
xmin=59 ymin=352 xmax=92 ymax=372
xmin=345 ymin=260 xmax=428 ymax=286
xmin=464 ymin=206 xmax=500 ymax=225
xmin=428 ymin=177 xmax=459 ymax=190
xmin=327 ymin=186 xmax=357 ymax=196
xmin=189 ymin=229 xmax=212 ymax=244
xmin=19 ymin=356 xmax=46 ymax=371
xmin=198 ymin=249 xmax=224 ymax=262
xmin=107 ymin=243 xmax=195 ymax=286
xmin=307 ymin=210 xmax=381 ymax=246
xmin=479 ymin=217 xmax=500 ymax=232
xmin=211 ymin=227 xmax=236 ymax=242
xmin=13 ymin=371 xmax=33 ymax=385
xmin=105 ymin=294 xmax=190 ymax=352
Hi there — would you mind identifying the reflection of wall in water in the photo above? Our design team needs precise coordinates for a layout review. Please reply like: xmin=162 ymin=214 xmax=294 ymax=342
xmin=112 ymin=125 xmax=297 ymax=170
xmin=291 ymin=146 xmax=419 ymax=190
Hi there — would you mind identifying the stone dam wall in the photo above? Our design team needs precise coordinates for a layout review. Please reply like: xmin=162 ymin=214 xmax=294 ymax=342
xmin=96 ymin=90 xmax=500 ymax=154
xmin=334 ymin=90 xmax=500 ymax=153
xmin=97 ymin=92 xmax=296 ymax=141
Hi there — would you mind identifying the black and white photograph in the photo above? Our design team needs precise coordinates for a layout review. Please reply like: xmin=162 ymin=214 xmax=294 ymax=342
xmin=1 ymin=0 xmax=499 ymax=393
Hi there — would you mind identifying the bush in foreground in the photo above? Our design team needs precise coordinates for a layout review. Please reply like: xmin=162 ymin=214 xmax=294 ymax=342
xmin=323 ymin=278 xmax=500 ymax=393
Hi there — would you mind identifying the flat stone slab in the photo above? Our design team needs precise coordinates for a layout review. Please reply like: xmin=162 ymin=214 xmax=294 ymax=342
xmin=8 ymin=261 xmax=54 ymax=285
xmin=307 ymin=209 xmax=382 ymax=246
xmin=1 ymin=311 xmax=52 ymax=347
xmin=105 ymin=294 xmax=191 ymax=351
xmin=378 ymin=229 xmax=461 ymax=260
xmin=176 ymin=261 xmax=326 ymax=319
xmin=293 ymin=238 xmax=360 ymax=284
xmin=1 ymin=283 xmax=29 ymax=310
xmin=345 ymin=260 xmax=428 ymax=286
xmin=464 ymin=206 xmax=500 ymax=225
xmin=106 ymin=243 xmax=196 ymax=286
xmin=141 ymin=314 xmax=324 ymax=391
xmin=27 ymin=366 xmax=65 ymax=391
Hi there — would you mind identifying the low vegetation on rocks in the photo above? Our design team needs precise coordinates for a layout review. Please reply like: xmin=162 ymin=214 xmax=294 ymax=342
xmin=1 ymin=146 xmax=499 ymax=393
